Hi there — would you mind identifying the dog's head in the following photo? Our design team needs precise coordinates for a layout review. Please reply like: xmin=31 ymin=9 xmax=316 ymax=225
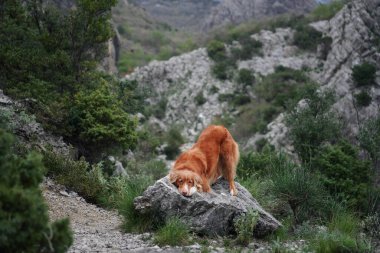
xmin=169 ymin=170 xmax=202 ymax=197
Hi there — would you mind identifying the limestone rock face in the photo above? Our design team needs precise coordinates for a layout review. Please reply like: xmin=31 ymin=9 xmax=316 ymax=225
xmin=203 ymin=0 xmax=316 ymax=31
xmin=0 ymin=90 xmax=72 ymax=156
xmin=126 ymin=48 xmax=237 ymax=140
xmin=134 ymin=177 xmax=282 ymax=237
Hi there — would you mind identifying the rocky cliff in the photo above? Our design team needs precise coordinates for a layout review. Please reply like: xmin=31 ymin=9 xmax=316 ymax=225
xmin=128 ymin=0 xmax=316 ymax=32
xmin=203 ymin=0 xmax=316 ymax=31
xmin=126 ymin=0 xmax=380 ymax=154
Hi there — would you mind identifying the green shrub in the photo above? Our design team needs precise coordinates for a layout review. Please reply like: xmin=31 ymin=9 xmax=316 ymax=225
xmin=255 ymin=66 xmax=316 ymax=109
xmin=43 ymin=151 xmax=107 ymax=204
xmin=0 ymin=130 xmax=72 ymax=253
xmin=232 ymin=95 xmax=251 ymax=106
xmin=354 ymin=91 xmax=372 ymax=107
xmin=195 ymin=91 xmax=207 ymax=105
xmin=237 ymin=68 xmax=255 ymax=87
xmin=270 ymin=156 xmax=327 ymax=224
xmin=212 ymin=62 xmax=229 ymax=80
xmin=352 ymin=62 xmax=377 ymax=86
xmin=70 ymin=80 xmax=138 ymax=158
xmin=163 ymin=127 xmax=185 ymax=160
xmin=293 ymin=25 xmax=323 ymax=52
xmin=286 ymin=89 xmax=342 ymax=163
xmin=237 ymin=148 xmax=277 ymax=179
xmin=235 ymin=38 xmax=263 ymax=60
xmin=206 ymin=40 xmax=226 ymax=62
xmin=310 ymin=1 xmax=346 ymax=21
xmin=153 ymin=98 xmax=168 ymax=120
xmin=234 ymin=210 xmax=259 ymax=246
xmin=314 ymin=141 xmax=372 ymax=209
xmin=154 ymin=217 xmax=190 ymax=246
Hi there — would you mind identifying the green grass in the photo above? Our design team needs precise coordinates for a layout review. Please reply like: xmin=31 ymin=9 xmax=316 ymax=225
xmin=118 ymin=176 xmax=157 ymax=232
xmin=310 ymin=1 xmax=346 ymax=21
xmin=154 ymin=217 xmax=190 ymax=246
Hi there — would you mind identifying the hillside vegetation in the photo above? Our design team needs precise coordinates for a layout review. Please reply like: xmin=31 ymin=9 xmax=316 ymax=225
xmin=1 ymin=0 xmax=380 ymax=252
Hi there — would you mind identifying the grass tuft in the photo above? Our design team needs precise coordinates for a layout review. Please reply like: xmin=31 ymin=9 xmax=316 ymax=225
xmin=154 ymin=217 xmax=190 ymax=246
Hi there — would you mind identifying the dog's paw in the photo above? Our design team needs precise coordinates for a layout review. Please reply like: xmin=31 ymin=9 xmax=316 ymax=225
xmin=230 ymin=188 xmax=238 ymax=196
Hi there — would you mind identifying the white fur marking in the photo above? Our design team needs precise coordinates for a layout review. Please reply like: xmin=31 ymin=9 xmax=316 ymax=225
xmin=230 ymin=189 xmax=234 ymax=196
xmin=189 ymin=186 xmax=197 ymax=195
xmin=184 ymin=184 xmax=189 ymax=194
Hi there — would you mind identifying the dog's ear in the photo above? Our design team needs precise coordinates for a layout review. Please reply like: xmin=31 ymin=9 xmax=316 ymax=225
xmin=168 ymin=171 xmax=178 ymax=183
xmin=194 ymin=174 xmax=203 ymax=192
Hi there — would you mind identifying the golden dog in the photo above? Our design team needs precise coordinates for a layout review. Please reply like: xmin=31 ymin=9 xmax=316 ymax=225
xmin=169 ymin=125 xmax=239 ymax=197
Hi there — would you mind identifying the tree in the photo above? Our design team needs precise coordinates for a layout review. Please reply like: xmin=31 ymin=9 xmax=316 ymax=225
xmin=0 ymin=129 xmax=73 ymax=252
xmin=286 ymin=88 xmax=342 ymax=163
xmin=69 ymin=79 xmax=138 ymax=158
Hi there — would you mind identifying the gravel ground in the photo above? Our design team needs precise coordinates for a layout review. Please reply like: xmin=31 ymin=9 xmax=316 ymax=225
xmin=41 ymin=178 xmax=313 ymax=253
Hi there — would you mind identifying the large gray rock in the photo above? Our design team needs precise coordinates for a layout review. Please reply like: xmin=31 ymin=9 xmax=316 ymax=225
xmin=134 ymin=176 xmax=281 ymax=237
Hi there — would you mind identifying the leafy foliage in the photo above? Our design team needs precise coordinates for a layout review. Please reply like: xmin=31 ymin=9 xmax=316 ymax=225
xmin=314 ymin=141 xmax=372 ymax=209
xmin=293 ymin=24 xmax=324 ymax=52
xmin=270 ymin=154 xmax=327 ymax=224
xmin=234 ymin=210 xmax=259 ymax=246
xmin=206 ymin=40 xmax=227 ymax=62
xmin=195 ymin=91 xmax=207 ymax=105
xmin=237 ymin=69 xmax=255 ymax=87
xmin=352 ymin=62 xmax=377 ymax=86
xmin=163 ymin=127 xmax=185 ymax=160
xmin=354 ymin=91 xmax=372 ymax=107
xmin=0 ymin=130 xmax=72 ymax=253
xmin=70 ymin=80 xmax=138 ymax=157
xmin=286 ymin=88 xmax=342 ymax=163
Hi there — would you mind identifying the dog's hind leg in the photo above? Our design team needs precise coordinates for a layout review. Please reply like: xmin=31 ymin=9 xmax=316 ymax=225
xmin=220 ymin=135 xmax=240 ymax=196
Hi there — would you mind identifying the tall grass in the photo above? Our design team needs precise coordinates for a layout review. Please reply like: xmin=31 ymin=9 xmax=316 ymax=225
xmin=154 ymin=217 xmax=190 ymax=246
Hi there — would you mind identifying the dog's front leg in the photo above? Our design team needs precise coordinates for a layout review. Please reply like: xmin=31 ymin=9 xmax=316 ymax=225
xmin=201 ymin=177 xmax=212 ymax=193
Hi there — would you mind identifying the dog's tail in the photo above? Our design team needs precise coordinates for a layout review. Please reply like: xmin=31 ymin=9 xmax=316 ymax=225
xmin=219 ymin=127 xmax=239 ymax=180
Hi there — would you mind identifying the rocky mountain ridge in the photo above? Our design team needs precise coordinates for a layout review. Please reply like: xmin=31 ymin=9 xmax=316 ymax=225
xmin=126 ymin=0 xmax=380 ymax=155
xmin=128 ymin=0 xmax=317 ymax=32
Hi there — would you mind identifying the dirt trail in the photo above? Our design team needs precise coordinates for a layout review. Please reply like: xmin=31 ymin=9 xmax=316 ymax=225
xmin=42 ymin=178 xmax=162 ymax=253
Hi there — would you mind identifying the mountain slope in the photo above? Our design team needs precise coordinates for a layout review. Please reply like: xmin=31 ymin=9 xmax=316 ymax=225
xmin=128 ymin=0 xmax=317 ymax=32
xmin=126 ymin=0 xmax=380 ymax=152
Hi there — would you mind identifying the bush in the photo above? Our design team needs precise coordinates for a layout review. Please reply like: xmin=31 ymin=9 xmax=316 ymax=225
xmin=314 ymin=141 xmax=372 ymax=209
xmin=153 ymin=98 xmax=168 ymax=120
xmin=293 ymin=25 xmax=323 ymax=52
xmin=43 ymin=151 xmax=106 ymax=204
xmin=154 ymin=217 xmax=190 ymax=246
xmin=270 ymin=155 xmax=327 ymax=224
xmin=234 ymin=210 xmax=259 ymax=246
xmin=163 ymin=127 xmax=185 ymax=160
xmin=237 ymin=68 xmax=255 ymax=87
xmin=212 ymin=62 xmax=229 ymax=80
xmin=352 ymin=62 xmax=377 ymax=86
xmin=254 ymin=66 xmax=316 ymax=109
xmin=354 ymin=91 xmax=372 ymax=107
xmin=195 ymin=91 xmax=207 ymax=105
xmin=286 ymin=89 xmax=342 ymax=163
xmin=70 ymin=80 xmax=138 ymax=158
xmin=206 ymin=40 xmax=226 ymax=62
xmin=0 ymin=130 xmax=72 ymax=253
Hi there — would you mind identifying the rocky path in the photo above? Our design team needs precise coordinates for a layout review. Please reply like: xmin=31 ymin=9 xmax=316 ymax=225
xmin=42 ymin=179 xmax=158 ymax=252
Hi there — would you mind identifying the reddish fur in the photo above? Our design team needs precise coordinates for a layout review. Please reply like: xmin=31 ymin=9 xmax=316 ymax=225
xmin=169 ymin=125 xmax=240 ymax=196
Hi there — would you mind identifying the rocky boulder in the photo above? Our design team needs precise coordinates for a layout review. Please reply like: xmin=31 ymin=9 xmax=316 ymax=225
xmin=134 ymin=176 xmax=281 ymax=237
